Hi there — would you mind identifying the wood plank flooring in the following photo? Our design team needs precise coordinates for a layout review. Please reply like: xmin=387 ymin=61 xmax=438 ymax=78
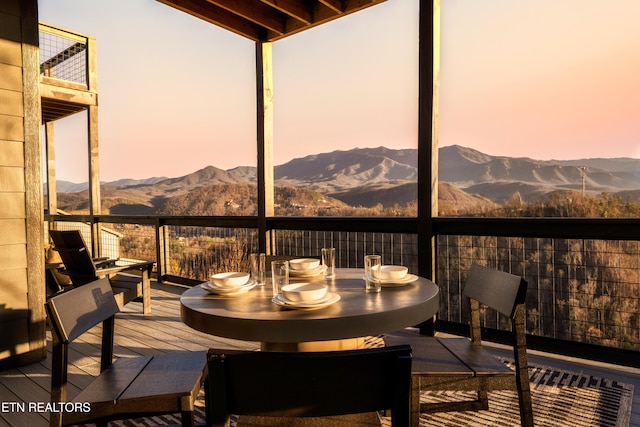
xmin=0 ymin=281 xmax=257 ymax=427
xmin=1 ymin=280 xmax=638 ymax=426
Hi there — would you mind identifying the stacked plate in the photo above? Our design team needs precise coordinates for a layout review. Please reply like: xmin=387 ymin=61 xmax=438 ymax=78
xmin=201 ymin=272 xmax=256 ymax=296
xmin=288 ymin=258 xmax=325 ymax=278
xmin=376 ymin=265 xmax=418 ymax=288
xmin=272 ymin=283 xmax=340 ymax=310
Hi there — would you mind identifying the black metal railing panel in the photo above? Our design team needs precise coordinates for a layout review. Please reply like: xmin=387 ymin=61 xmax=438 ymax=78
xmin=437 ymin=235 xmax=640 ymax=352
xmin=166 ymin=226 xmax=259 ymax=281
xmin=47 ymin=215 xmax=640 ymax=357
xmin=101 ymin=222 xmax=157 ymax=264
xmin=272 ymin=229 xmax=418 ymax=272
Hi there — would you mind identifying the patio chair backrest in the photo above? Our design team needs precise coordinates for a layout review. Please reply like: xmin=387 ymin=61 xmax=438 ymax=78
xmin=461 ymin=264 xmax=529 ymax=350
xmin=207 ymin=345 xmax=412 ymax=426
xmin=46 ymin=277 xmax=119 ymax=343
xmin=49 ymin=230 xmax=98 ymax=285
xmin=463 ymin=263 xmax=528 ymax=319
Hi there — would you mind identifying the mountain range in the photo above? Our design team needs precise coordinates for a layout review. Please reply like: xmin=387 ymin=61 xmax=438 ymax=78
xmin=55 ymin=145 xmax=640 ymax=215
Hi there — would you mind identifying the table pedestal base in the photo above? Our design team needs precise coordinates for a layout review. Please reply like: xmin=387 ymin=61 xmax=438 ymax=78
xmin=237 ymin=413 xmax=382 ymax=426
xmin=261 ymin=337 xmax=365 ymax=352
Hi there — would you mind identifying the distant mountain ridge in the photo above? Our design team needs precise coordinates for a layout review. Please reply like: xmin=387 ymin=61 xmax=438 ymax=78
xmin=439 ymin=145 xmax=640 ymax=201
xmin=52 ymin=176 xmax=168 ymax=194
xmin=55 ymin=145 xmax=640 ymax=214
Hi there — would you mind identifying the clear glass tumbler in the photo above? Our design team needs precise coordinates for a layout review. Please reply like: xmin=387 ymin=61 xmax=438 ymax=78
xmin=271 ymin=260 xmax=289 ymax=297
xmin=364 ymin=254 xmax=381 ymax=292
xmin=322 ymin=247 xmax=336 ymax=279
xmin=250 ymin=253 xmax=265 ymax=285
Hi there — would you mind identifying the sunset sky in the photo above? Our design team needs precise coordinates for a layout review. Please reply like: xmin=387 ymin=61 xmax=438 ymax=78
xmin=38 ymin=0 xmax=640 ymax=182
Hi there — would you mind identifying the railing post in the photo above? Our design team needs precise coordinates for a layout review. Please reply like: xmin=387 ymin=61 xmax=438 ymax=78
xmin=86 ymin=35 xmax=97 ymax=92
xmin=45 ymin=121 xmax=57 ymax=224
xmin=155 ymin=220 xmax=170 ymax=282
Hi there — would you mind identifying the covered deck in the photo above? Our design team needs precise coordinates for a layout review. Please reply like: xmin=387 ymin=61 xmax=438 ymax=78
xmin=1 ymin=0 xmax=640 ymax=425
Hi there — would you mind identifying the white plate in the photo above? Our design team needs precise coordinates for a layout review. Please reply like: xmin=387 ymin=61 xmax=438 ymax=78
xmin=362 ymin=273 xmax=419 ymax=287
xmin=289 ymin=265 xmax=326 ymax=278
xmin=380 ymin=273 xmax=418 ymax=287
xmin=201 ymin=280 xmax=256 ymax=295
xmin=272 ymin=292 xmax=340 ymax=310
xmin=279 ymin=290 xmax=333 ymax=305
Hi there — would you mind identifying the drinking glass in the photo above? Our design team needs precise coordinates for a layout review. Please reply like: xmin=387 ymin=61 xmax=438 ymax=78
xmin=364 ymin=254 xmax=381 ymax=293
xmin=321 ymin=247 xmax=336 ymax=279
xmin=250 ymin=253 xmax=265 ymax=285
xmin=271 ymin=260 xmax=289 ymax=297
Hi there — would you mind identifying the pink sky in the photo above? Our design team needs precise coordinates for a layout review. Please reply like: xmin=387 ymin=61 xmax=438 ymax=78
xmin=39 ymin=0 xmax=640 ymax=182
xmin=439 ymin=0 xmax=640 ymax=161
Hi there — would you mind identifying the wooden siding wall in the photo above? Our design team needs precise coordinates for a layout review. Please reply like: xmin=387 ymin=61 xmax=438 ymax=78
xmin=0 ymin=0 xmax=46 ymax=370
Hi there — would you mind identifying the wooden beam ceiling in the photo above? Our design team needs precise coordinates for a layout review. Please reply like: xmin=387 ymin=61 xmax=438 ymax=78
xmin=157 ymin=0 xmax=386 ymax=41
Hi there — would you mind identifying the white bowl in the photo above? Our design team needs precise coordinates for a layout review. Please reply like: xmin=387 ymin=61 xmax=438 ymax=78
xmin=289 ymin=258 xmax=320 ymax=271
xmin=378 ymin=265 xmax=408 ymax=281
xmin=281 ymin=283 xmax=328 ymax=302
xmin=210 ymin=272 xmax=250 ymax=288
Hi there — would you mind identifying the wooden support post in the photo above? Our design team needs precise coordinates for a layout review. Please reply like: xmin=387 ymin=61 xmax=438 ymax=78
xmin=416 ymin=0 xmax=440 ymax=336
xmin=86 ymin=35 xmax=99 ymax=254
xmin=87 ymin=104 xmax=101 ymax=256
xmin=45 ymin=121 xmax=57 ymax=226
xmin=417 ymin=0 xmax=439 ymax=280
xmin=21 ymin=0 xmax=47 ymax=365
xmin=256 ymin=41 xmax=274 ymax=254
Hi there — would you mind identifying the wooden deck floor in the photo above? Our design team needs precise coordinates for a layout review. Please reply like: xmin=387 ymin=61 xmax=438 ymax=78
xmin=1 ymin=280 xmax=638 ymax=426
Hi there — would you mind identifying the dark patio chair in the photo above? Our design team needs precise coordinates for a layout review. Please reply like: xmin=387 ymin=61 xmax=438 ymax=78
xmin=49 ymin=229 xmax=153 ymax=313
xmin=46 ymin=277 xmax=207 ymax=427
xmin=206 ymin=345 xmax=413 ymax=426
xmin=384 ymin=264 xmax=534 ymax=427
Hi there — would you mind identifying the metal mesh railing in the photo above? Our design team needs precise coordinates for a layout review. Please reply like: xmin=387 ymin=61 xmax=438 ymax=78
xmin=39 ymin=26 xmax=87 ymax=85
xmin=272 ymin=230 xmax=419 ymax=272
xmin=166 ymin=226 xmax=259 ymax=281
xmin=47 ymin=216 xmax=640 ymax=354
xmin=436 ymin=235 xmax=640 ymax=351
xmin=101 ymin=223 xmax=157 ymax=264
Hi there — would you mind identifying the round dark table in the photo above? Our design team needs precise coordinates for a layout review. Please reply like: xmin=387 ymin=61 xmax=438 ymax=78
xmin=180 ymin=268 xmax=439 ymax=351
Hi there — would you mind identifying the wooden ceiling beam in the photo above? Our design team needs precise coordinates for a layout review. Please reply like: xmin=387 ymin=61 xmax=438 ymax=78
xmin=157 ymin=0 xmax=263 ymax=41
xmin=158 ymin=0 xmax=386 ymax=41
xmin=318 ymin=0 xmax=343 ymax=13
xmin=206 ymin=0 xmax=287 ymax=34
xmin=266 ymin=0 xmax=384 ymax=41
xmin=41 ymin=99 xmax=86 ymax=123
xmin=260 ymin=0 xmax=313 ymax=24
xmin=314 ymin=0 xmax=384 ymax=22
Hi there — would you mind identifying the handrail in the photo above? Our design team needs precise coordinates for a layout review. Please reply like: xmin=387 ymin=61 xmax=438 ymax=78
xmin=434 ymin=217 xmax=640 ymax=240
xmin=48 ymin=213 xmax=640 ymax=240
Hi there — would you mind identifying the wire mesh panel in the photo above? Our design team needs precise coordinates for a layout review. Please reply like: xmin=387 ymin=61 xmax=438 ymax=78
xmin=104 ymin=223 xmax=157 ymax=264
xmin=39 ymin=25 xmax=87 ymax=85
xmin=272 ymin=230 xmax=419 ymax=272
xmin=166 ymin=226 xmax=259 ymax=281
xmin=436 ymin=235 xmax=640 ymax=352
